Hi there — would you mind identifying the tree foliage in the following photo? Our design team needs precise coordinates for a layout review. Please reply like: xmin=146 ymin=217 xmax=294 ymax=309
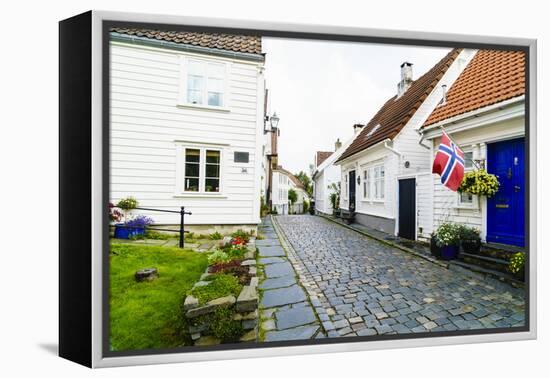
xmin=295 ymin=171 xmax=313 ymax=197
xmin=288 ymin=188 xmax=298 ymax=204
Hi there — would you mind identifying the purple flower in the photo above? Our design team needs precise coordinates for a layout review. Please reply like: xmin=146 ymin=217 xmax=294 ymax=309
xmin=125 ymin=215 xmax=154 ymax=228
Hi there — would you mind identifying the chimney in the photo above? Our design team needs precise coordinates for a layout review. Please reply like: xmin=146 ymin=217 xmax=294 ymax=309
xmin=335 ymin=138 xmax=342 ymax=151
xmin=397 ymin=62 xmax=413 ymax=97
xmin=353 ymin=123 xmax=365 ymax=134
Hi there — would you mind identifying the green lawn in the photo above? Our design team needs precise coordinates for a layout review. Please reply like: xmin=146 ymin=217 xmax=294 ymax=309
xmin=109 ymin=243 xmax=208 ymax=351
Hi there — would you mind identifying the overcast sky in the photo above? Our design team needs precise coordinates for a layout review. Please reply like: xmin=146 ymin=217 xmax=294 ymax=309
xmin=262 ymin=37 xmax=451 ymax=175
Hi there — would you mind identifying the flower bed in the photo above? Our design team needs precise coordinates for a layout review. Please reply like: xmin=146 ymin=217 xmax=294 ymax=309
xmin=182 ymin=232 xmax=259 ymax=345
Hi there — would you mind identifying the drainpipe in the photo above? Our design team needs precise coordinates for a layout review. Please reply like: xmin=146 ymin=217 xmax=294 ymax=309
xmin=416 ymin=129 xmax=431 ymax=150
xmin=383 ymin=140 xmax=402 ymax=237
xmin=383 ymin=140 xmax=402 ymax=160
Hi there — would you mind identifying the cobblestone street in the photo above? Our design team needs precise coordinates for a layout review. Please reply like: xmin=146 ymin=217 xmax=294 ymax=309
xmin=271 ymin=215 xmax=525 ymax=337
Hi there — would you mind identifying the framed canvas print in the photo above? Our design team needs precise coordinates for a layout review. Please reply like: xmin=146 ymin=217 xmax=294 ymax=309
xmin=59 ymin=10 xmax=537 ymax=368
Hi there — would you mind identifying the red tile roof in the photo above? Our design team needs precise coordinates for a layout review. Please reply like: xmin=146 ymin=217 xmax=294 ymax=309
xmin=423 ymin=49 xmax=525 ymax=127
xmin=110 ymin=27 xmax=262 ymax=55
xmin=316 ymin=151 xmax=333 ymax=167
xmin=336 ymin=49 xmax=461 ymax=163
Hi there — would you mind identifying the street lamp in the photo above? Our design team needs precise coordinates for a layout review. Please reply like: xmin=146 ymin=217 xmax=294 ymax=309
xmin=265 ymin=112 xmax=280 ymax=133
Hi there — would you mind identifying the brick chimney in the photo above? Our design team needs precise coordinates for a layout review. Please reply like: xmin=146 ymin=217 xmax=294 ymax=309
xmin=397 ymin=62 xmax=413 ymax=97
xmin=335 ymin=138 xmax=342 ymax=151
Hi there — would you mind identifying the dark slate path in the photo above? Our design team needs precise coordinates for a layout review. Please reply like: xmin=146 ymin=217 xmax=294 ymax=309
xmin=273 ymin=215 xmax=525 ymax=337
xmin=257 ymin=217 xmax=323 ymax=341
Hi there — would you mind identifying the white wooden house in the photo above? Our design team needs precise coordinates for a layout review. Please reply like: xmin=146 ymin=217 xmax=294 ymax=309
xmin=271 ymin=166 xmax=309 ymax=214
xmin=313 ymin=131 xmax=361 ymax=215
xmin=335 ymin=48 xmax=477 ymax=240
xmin=109 ymin=28 xmax=266 ymax=233
xmin=421 ymin=50 xmax=526 ymax=246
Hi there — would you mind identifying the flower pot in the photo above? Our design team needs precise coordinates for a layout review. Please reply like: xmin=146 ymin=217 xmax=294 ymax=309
xmin=462 ymin=239 xmax=481 ymax=254
xmin=430 ymin=237 xmax=442 ymax=259
xmin=114 ymin=223 xmax=145 ymax=239
xmin=440 ymin=244 xmax=459 ymax=261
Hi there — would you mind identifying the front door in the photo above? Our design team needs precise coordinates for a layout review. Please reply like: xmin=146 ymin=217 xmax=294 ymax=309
xmin=348 ymin=170 xmax=356 ymax=211
xmin=487 ymin=138 xmax=525 ymax=246
xmin=398 ymin=178 xmax=416 ymax=240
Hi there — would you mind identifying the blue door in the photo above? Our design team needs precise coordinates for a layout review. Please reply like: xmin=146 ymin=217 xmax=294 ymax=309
xmin=487 ymin=138 xmax=525 ymax=246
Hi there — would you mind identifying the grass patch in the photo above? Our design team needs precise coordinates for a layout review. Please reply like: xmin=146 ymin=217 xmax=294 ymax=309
xmin=189 ymin=274 xmax=242 ymax=304
xmin=109 ymin=243 xmax=208 ymax=351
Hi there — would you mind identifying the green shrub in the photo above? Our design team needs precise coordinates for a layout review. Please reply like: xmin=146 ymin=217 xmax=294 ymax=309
xmin=116 ymin=197 xmax=138 ymax=210
xmin=209 ymin=231 xmax=223 ymax=240
xmin=188 ymin=307 xmax=243 ymax=341
xmin=457 ymin=225 xmax=480 ymax=241
xmin=303 ymin=200 xmax=309 ymax=214
xmin=288 ymin=188 xmax=298 ymax=204
xmin=189 ymin=274 xmax=242 ymax=304
xmin=509 ymin=252 xmax=525 ymax=275
xmin=207 ymin=249 xmax=231 ymax=265
xmin=231 ymin=230 xmax=251 ymax=243
xmin=184 ymin=232 xmax=195 ymax=240
xmin=145 ymin=230 xmax=171 ymax=240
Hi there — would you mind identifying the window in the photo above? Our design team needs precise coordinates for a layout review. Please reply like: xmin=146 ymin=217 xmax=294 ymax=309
xmin=362 ymin=165 xmax=385 ymax=201
xmin=344 ymin=174 xmax=348 ymax=199
xmin=178 ymin=145 xmax=223 ymax=194
xmin=184 ymin=149 xmax=200 ymax=192
xmin=458 ymin=191 xmax=473 ymax=205
xmin=464 ymin=151 xmax=474 ymax=169
xmin=182 ymin=58 xmax=227 ymax=108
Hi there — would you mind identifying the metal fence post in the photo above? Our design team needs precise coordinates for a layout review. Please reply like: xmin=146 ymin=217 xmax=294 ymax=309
xmin=179 ymin=206 xmax=185 ymax=248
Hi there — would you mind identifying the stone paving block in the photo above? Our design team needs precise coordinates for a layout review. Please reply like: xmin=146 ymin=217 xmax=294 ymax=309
xmin=258 ymin=245 xmax=286 ymax=257
xmin=260 ymin=275 xmax=296 ymax=290
xmin=261 ymin=285 xmax=306 ymax=308
xmin=264 ymin=325 xmax=319 ymax=342
xmin=264 ymin=262 xmax=295 ymax=278
xmin=259 ymin=257 xmax=286 ymax=265
xmin=276 ymin=306 xmax=316 ymax=330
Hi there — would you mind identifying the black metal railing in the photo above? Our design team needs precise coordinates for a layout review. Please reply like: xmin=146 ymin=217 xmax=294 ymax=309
xmin=116 ymin=206 xmax=192 ymax=248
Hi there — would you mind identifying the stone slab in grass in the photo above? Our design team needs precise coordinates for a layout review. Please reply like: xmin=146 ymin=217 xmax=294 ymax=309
xmin=258 ymin=245 xmax=285 ymax=257
xmin=264 ymin=325 xmax=319 ymax=342
xmin=259 ymin=257 xmax=286 ymax=265
xmin=260 ymin=275 xmax=296 ymax=290
xmin=261 ymin=285 xmax=306 ymax=308
xmin=256 ymin=239 xmax=279 ymax=247
xmin=264 ymin=262 xmax=294 ymax=278
xmin=276 ymin=306 xmax=316 ymax=330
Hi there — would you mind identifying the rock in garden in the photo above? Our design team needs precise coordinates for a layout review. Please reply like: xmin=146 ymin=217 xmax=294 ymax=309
xmin=241 ymin=259 xmax=256 ymax=266
xmin=239 ymin=329 xmax=257 ymax=342
xmin=185 ymin=295 xmax=236 ymax=318
xmin=135 ymin=268 xmax=158 ymax=282
xmin=183 ymin=295 xmax=199 ymax=311
xmin=236 ymin=286 xmax=258 ymax=312
xmin=194 ymin=336 xmax=221 ymax=346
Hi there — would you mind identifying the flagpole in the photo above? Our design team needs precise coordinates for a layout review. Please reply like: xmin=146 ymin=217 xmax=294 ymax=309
xmin=439 ymin=125 xmax=482 ymax=170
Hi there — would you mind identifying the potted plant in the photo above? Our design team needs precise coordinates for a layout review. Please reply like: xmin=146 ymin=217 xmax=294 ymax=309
xmin=459 ymin=225 xmax=481 ymax=254
xmin=458 ymin=169 xmax=500 ymax=197
xmin=429 ymin=233 xmax=442 ymax=259
xmin=328 ymin=182 xmax=340 ymax=216
xmin=508 ymin=252 xmax=525 ymax=281
xmin=433 ymin=223 xmax=460 ymax=260
xmin=116 ymin=196 xmax=138 ymax=222
xmin=115 ymin=215 xmax=154 ymax=239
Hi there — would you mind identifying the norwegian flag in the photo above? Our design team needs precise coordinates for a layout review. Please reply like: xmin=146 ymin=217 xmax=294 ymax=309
xmin=432 ymin=132 xmax=465 ymax=191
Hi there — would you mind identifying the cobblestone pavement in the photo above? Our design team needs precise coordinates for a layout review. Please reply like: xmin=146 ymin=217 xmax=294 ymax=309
xmin=273 ymin=215 xmax=525 ymax=337
xmin=257 ymin=217 xmax=323 ymax=341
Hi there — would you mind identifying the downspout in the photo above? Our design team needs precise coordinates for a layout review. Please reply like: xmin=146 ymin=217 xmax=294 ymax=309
xmin=416 ymin=128 xmax=431 ymax=150
xmin=383 ymin=140 xmax=402 ymax=159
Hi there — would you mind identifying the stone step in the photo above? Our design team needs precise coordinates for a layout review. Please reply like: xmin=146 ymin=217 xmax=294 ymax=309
xmin=449 ymin=260 xmax=522 ymax=286
xmin=459 ymin=252 xmax=511 ymax=275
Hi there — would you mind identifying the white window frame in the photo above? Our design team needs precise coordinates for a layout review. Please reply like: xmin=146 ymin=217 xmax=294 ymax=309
xmin=456 ymin=150 xmax=479 ymax=209
xmin=343 ymin=172 xmax=349 ymax=200
xmin=175 ymin=142 xmax=225 ymax=196
xmin=361 ymin=163 xmax=385 ymax=202
xmin=178 ymin=56 xmax=230 ymax=111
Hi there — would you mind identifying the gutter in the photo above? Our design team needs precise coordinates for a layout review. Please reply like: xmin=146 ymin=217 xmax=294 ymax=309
xmin=335 ymin=138 xmax=390 ymax=166
xmin=110 ymin=32 xmax=265 ymax=63
xmin=383 ymin=140 xmax=402 ymax=159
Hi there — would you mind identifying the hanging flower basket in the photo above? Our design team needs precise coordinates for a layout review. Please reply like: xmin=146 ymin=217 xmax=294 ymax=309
xmin=458 ymin=169 xmax=500 ymax=197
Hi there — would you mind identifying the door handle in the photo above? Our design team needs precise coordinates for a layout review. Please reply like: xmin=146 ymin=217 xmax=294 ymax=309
xmin=514 ymin=185 xmax=521 ymax=192
xmin=507 ymin=168 xmax=513 ymax=179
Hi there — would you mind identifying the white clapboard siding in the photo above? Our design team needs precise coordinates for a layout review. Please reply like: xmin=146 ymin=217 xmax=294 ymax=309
xmin=110 ymin=42 xmax=264 ymax=225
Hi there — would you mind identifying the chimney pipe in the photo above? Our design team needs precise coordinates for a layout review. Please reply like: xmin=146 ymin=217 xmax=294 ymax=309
xmin=397 ymin=62 xmax=413 ymax=97
xmin=441 ymin=84 xmax=448 ymax=105
xmin=353 ymin=123 xmax=365 ymax=134
xmin=335 ymin=138 xmax=342 ymax=151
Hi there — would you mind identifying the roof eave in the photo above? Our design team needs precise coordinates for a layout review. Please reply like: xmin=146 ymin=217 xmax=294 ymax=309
xmin=110 ymin=32 xmax=265 ymax=62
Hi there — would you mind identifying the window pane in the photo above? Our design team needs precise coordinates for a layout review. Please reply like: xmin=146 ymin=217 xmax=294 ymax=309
xmin=185 ymin=178 xmax=199 ymax=192
xmin=208 ymin=92 xmax=223 ymax=107
xmin=187 ymin=89 xmax=202 ymax=104
xmin=464 ymin=152 xmax=473 ymax=168
xmin=205 ymin=164 xmax=220 ymax=178
xmin=208 ymin=77 xmax=224 ymax=92
xmin=188 ymin=74 xmax=204 ymax=90
xmin=185 ymin=149 xmax=200 ymax=163
xmin=460 ymin=192 xmax=473 ymax=203
xmin=205 ymin=178 xmax=220 ymax=192
xmin=185 ymin=163 xmax=200 ymax=177
xmin=380 ymin=178 xmax=385 ymax=199
xmin=206 ymin=150 xmax=220 ymax=164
